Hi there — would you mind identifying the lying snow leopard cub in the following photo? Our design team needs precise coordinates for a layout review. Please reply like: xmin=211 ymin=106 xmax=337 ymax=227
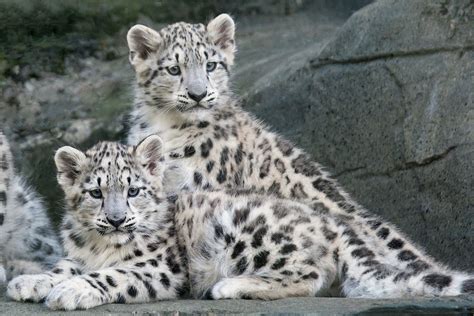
xmin=0 ymin=132 xmax=62 ymax=283
xmin=8 ymin=136 xmax=474 ymax=310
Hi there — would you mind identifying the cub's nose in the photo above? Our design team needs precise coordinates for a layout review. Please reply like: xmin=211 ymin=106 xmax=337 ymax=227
xmin=188 ymin=90 xmax=207 ymax=102
xmin=106 ymin=216 xmax=126 ymax=228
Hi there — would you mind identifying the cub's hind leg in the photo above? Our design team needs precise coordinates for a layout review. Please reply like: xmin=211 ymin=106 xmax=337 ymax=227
xmin=210 ymin=276 xmax=321 ymax=300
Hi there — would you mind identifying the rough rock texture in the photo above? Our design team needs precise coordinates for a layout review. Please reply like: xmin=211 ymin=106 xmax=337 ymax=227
xmin=243 ymin=0 xmax=474 ymax=271
xmin=0 ymin=285 xmax=473 ymax=315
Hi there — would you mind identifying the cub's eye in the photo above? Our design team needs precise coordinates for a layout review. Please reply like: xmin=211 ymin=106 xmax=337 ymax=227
xmin=206 ymin=62 xmax=217 ymax=72
xmin=89 ymin=189 xmax=102 ymax=199
xmin=128 ymin=187 xmax=140 ymax=198
xmin=167 ymin=66 xmax=181 ymax=76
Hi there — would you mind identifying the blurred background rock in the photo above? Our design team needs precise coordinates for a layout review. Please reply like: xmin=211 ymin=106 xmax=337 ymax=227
xmin=0 ymin=0 xmax=472 ymax=271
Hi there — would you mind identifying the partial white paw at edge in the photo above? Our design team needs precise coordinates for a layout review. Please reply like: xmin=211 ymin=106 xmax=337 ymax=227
xmin=45 ymin=278 xmax=104 ymax=310
xmin=211 ymin=278 xmax=244 ymax=299
xmin=7 ymin=274 xmax=53 ymax=302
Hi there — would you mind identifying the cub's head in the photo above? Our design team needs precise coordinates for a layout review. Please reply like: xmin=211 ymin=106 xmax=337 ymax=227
xmin=54 ymin=135 xmax=164 ymax=245
xmin=127 ymin=14 xmax=235 ymax=116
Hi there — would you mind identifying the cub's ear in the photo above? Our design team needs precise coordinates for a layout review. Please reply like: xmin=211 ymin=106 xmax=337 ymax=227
xmin=127 ymin=24 xmax=161 ymax=68
xmin=134 ymin=135 xmax=163 ymax=177
xmin=207 ymin=14 xmax=236 ymax=65
xmin=54 ymin=146 xmax=86 ymax=188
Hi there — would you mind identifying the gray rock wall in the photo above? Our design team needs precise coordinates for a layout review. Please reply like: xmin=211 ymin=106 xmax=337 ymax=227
xmin=244 ymin=0 xmax=474 ymax=270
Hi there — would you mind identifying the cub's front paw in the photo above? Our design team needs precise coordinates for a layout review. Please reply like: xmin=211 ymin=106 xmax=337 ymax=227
xmin=45 ymin=277 xmax=106 ymax=310
xmin=211 ymin=278 xmax=243 ymax=299
xmin=7 ymin=274 xmax=53 ymax=302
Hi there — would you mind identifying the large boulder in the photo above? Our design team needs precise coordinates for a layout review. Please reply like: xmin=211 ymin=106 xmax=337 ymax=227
xmin=244 ymin=0 xmax=473 ymax=270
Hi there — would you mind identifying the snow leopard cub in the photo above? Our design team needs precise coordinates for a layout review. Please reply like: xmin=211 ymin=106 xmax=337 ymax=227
xmin=8 ymin=136 xmax=474 ymax=310
xmin=0 ymin=132 xmax=61 ymax=283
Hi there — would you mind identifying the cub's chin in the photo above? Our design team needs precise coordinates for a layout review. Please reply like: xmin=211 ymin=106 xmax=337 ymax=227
xmin=99 ymin=230 xmax=135 ymax=246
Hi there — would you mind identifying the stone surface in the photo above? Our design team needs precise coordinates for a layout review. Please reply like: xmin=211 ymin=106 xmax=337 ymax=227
xmin=0 ymin=286 xmax=473 ymax=315
xmin=243 ymin=0 xmax=474 ymax=271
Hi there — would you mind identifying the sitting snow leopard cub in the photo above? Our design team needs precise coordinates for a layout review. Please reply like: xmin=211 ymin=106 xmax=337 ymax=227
xmin=7 ymin=136 xmax=474 ymax=310
xmin=0 ymin=132 xmax=61 ymax=283
xmin=125 ymin=15 xmax=382 ymax=223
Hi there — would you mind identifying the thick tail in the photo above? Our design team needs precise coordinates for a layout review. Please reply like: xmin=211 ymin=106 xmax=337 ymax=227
xmin=0 ymin=131 xmax=14 ymax=226
xmin=336 ymin=213 xmax=474 ymax=298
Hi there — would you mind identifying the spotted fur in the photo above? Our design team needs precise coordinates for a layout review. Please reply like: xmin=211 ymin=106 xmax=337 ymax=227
xmin=8 ymin=137 xmax=473 ymax=310
xmin=0 ymin=132 xmax=62 ymax=283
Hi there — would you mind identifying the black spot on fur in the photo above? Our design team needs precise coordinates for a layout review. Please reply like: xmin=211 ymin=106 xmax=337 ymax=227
xmin=259 ymin=156 xmax=271 ymax=179
xmin=214 ymin=224 xmax=224 ymax=239
xmin=312 ymin=178 xmax=345 ymax=202
xmin=291 ymin=154 xmax=320 ymax=177
xmin=106 ymin=275 xmax=117 ymax=287
xmin=271 ymin=258 xmax=287 ymax=270
xmin=28 ymin=238 xmax=43 ymax=252
xmin=461 ymin=279 xmax=474 ymax=294
xmin=231 ymin=241 xmax=246 ymax=259
xmin=280 ymin=244 xmax=297 ymax=255
xmin=422 ymin=273 xmax=452 ymax=290
xmin=116 ymin=293 xmax=126 ymax=304
xmin=377 ymin=227 xmax=390 ymax=239
xmin=348 ymin=238 xmax=365 ymax=246
xmin=143 ymin=280 xmax=157 ymax=299
xmin=127 ymin=285 xmax=138 ymax=297
xmin=184 ymin=146 xmax=196 ymax=157
xmin=368 ymin=220 xmax=382 ymax=230
xmin=220 ymin=147 xmax=229 ymax=166
xmin=52 ymin=268 xmax=63 ymax=274
xmin=303 ymin=272 xmax=319 ymax=280
xmin=166 ymin=255 xmax=181 ymax=274
xmin=276 ymin=138 xmax=293 ymax=156
xmin=201 ymin=139 xmax=213 ymax=158
xmin=233 ymin=208 xmax=250 ymax=225
xmin=147 ymin=243 xmax=160 ymax=252
xmin=273 ymin=204 xmax=289 ymax=219
xmin=194 ymin=172 xmax=203 ymax=186
xmin=253 ymin=250 xmax=270 ymax=269
xmin=160 ymin=273 xmax=171 ymax=289
xmin=387 ymin=238 xmax=404 ymax=249
xmin=69 ymin=232 xmax=85 ymax=248
xmin=197 ymin=121 xmax=209 ymax=128
xmin=235 ymin=256 xmax=248 ymax=274
xmin=0 ymin=191 xmax=5 ymax=207
xmin=351 ymin=247 xmax=375 ymax=259
xmin=0 ymin=213 xmax=4 ymax=225
xmin=398 ymin=250 xmax=417 ymax=261
xmin=251 ymin=227 xmax=268 ymax=248
xmin=134 ymin=249 xmax=143 ymax=257
xmin=322 ymin=226 xmax=337 ymax=241
xmin=271 ymin=232 xmax=290 ymax=244
xmin=407 ymin=260 xmax=431 ymax=274
xmin=216 ymin=169 xmax=227 ymax=183
xmin=290 ymin=182 xmax=308 ymax=199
